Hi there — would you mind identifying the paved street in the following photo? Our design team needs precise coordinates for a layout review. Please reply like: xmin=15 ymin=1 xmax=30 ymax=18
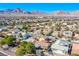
xmin=0 ymin=52 xmax=7 ymax=56
xmin=0 ymin=48 xmax=16 ymax=56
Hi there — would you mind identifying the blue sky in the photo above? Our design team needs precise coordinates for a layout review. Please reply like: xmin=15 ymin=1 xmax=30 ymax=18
xmin=0 ymin=3 xmax=79 ymax=12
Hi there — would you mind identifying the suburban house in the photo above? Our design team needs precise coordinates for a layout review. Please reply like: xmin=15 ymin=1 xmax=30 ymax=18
xmin=22 ymin=37 xmax=34 ymax=42
xmin=34 ymin=37 xmax=51 ymax=49
xmin=51 ymin=40 xmax=70 ymax=56
xmin=22 ymin=33 xmax=32 ymax=40
xmin=51 ymin=31 xmax=59 ymax=37
xmin=63 ymin=31 xmax=72 ymax=38
xmin=45 ymin=36 xmax=57 ymax=42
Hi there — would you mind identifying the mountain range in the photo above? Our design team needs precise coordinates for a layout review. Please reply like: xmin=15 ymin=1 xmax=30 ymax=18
xmin=0 ymin=8 xmax=45 ymax=14
xmin=0 ymin=8 xmax=79 ymax=15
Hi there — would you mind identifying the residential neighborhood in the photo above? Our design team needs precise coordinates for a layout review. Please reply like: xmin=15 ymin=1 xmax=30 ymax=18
xmin=0 ymin=8 xmax=79 ymax=56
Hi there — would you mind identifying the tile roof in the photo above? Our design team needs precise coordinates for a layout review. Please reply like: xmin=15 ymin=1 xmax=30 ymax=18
xmin=71 ymin=43 xmax=79 ymax=54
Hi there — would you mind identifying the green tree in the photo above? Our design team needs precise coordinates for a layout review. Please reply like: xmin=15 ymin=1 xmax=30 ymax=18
xmin=0 ymin=40 xmax=6 ymax=46
xmin=0 ymin=36 xmax=14 ymax=46
xmin=22 ymin=25 xmax=28 ymax=30
xmin=4 ymin=36 xmax=14 ymax=45
xmin=16 ymin=46 xmax=26 ymax=56
xmin=41 ymin=29 xmax=44 ymax=35
xmin=19 ymin=33 xmax=22 ymax=37
xmin=25 ymin=42 xmax=35 ymax=54
xmin=20 ymin=41 xmax=27 ymax=48
xmin=20 ymin=42 xmax=35 ymax=54
xmin=16 ymin=41 xmax=35 ymax=55
xmin=12 ymin=21 xmax=16 ymax=26
xmin=0 ymin=22 xmax=3 ymax=26
xmin=55 ymin=23 xmax=61 ymax=31
xmin=22 ymin=24 xmax=31 ymax=32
